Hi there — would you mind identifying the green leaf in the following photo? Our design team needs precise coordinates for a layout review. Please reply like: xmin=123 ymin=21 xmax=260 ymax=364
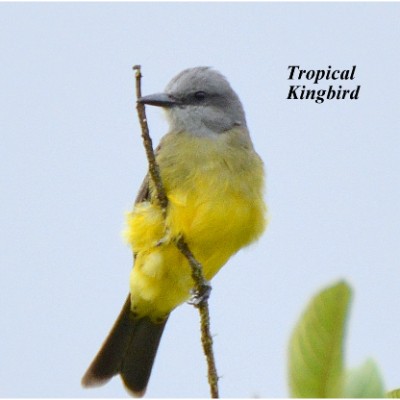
xmin=388 ymin=389 xmax=400 ymax=398
xmin=288 ymin=280 xmax=352 ymax=398
xmin=343 ymin=359 xmax=385 ymax=398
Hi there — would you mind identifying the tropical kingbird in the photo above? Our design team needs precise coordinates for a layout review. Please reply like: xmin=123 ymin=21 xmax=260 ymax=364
xmin=82 ymin=67 xmax=267 ymax=396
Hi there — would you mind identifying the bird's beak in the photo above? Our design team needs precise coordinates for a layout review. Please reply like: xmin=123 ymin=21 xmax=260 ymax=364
xmin=137 ymin=93 xmax=179 ymax=108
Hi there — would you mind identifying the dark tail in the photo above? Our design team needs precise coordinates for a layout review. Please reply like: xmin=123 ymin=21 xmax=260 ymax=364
xmin=81 ymin=295 xmax=168 ymax=397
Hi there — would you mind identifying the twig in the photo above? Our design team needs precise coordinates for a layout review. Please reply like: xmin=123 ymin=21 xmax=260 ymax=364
xmin=132 ymin=65 xmax=219 ymax=398
xmin=175 ymin=239 xmax=219 ymax=398
xmin=133 ymin=65 xmax=168 ymax=214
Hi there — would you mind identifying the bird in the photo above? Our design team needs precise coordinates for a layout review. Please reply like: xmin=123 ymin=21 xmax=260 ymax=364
xmin=81 ymin=66 xmax=267 ymax=397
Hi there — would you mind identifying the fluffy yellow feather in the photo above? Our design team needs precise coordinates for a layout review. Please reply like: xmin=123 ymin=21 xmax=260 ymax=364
xmin=124 ymin=128 xmax=266 ymax=320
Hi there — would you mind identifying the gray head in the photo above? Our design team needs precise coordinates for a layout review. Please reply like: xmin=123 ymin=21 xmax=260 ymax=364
xmin=138 ymin=67 xmax=247 ymax=137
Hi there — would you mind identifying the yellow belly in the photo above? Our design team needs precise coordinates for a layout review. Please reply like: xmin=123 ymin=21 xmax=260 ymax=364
xmin=124 ymin=129 xmax=266 ymax=320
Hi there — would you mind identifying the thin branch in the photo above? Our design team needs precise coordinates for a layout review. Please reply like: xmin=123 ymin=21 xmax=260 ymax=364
xmin=132 ymin=65 xmax=219 ymax=398
xmin=133 ymin=65 xmax=168 ymax=214
xmin=175 ymin=239 xmax=219 ymax=398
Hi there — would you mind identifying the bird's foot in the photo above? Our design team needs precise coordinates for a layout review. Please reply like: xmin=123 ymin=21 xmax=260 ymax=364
xmin=188 ymin=282 xmax=212 ymax=307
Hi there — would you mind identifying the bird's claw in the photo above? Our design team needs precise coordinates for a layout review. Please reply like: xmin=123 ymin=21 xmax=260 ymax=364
xmin=188 ymin=282 xmax=212 ymax=307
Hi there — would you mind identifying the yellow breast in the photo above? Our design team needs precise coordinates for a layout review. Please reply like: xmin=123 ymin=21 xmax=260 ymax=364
xmin=125 ymin=128 xmax=267 ymax=319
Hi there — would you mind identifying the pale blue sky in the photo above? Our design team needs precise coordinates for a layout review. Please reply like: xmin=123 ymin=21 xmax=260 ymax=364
xmin=1 ymin=2 xmax=400 ymax=398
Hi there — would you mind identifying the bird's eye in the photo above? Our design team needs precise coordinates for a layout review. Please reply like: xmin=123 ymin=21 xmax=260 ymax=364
xmin=194 ymin=91 xmax=207 ymax=101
